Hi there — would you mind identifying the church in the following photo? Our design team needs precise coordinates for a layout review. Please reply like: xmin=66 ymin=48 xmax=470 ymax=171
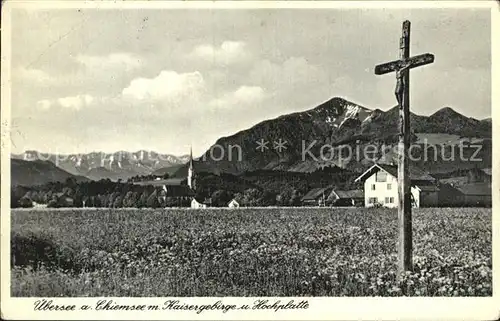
xmin=134 ymin=148 xmax=197 ymax=206
xmin=134 ymin=148 xmax=236 ymax=208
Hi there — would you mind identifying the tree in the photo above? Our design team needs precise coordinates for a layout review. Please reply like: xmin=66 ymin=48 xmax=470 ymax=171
xmin=113 ymin=195 xmax=124 ymax=208
xmin=233 ymin=192 xmax=244 ymax=206
xmin=146 ymin=190 xmax=160 ymax=208
xmin=259 ymin=190 xmax=277 ymax=206
xmin=130 ymin=191 xmax=140 ymax=207
xmin=122 ymin=191 xmax=134 ymax=207
xmin=82 ymin=195 xmax=89 ymax=208
xmin=73 ymin=187 xmax=83 ymax=207
xmin=138 ymin=190 xmax=149 ymax=208
xmin=47 ymin=198 xmax=59 ymax=208
xmin=65 ymin=177 xmax=77 ymax=188
xmin=11 ymin=194 xmax=20 ymax=208
xmin=276 ymin=189 xmax=292 ymax=206
xmin=98 ymin=194 xmax=109 ymax=208
xmin=289 ymin=189 xmax=302 ymax=206
xmin=125 ymin=191 xmax=140 ymax=208
xmin=43 ymin=191 xmax=53 ymax=204
xmin=94 ymin=195 xmax=102 ymax=207
xmin=165 ymin=196 xmax=177 ymax=207
xmin=211 ymin=190 xmax=232 ymax=207
xmin=11 ymin=186 xmax=29 ymax=208
xmin=240 ymin=188 xmax=262 ymax=207
xmin=108 ymin=192 xmax=121 ymax=207
xmin=62 ymin=187 xmax=74 ymax=198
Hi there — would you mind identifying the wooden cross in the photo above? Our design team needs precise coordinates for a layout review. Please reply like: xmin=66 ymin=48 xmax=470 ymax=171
xmin=374 ymin=20 xmax=434 ymax=275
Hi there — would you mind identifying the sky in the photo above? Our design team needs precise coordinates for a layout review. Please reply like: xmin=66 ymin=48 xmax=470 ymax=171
xmin=9 ymin=7 xmax=491 ymax=156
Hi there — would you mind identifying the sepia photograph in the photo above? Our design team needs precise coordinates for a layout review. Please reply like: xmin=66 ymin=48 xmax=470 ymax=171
xmin=1 ymin=1 xmax=498 ymax=320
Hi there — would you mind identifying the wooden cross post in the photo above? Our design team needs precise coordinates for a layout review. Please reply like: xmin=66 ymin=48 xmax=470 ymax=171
xmin=374 ymin=20 xmax=434 ymax=275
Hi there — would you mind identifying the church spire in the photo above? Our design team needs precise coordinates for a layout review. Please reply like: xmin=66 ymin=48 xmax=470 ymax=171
xmin=187 ymin=146 xmax=195 ymax=190
xmin=189 ymin=146 xmax=194 ymax=170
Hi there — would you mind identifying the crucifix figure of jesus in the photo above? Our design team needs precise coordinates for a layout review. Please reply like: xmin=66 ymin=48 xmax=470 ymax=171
xmin=374 ymin=20 xmax=434 ymax=275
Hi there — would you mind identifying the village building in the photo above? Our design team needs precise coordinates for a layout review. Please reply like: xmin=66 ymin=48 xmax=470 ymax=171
xmin=191 ymin=198 xmax=207 ymax=209
xmin=456 ymin=182 xmax=492 ymax=207
xmin=301 ymin=187 xmax=333 ymax=206
xmin=191 ymin=197 xmax=212 ymax=208
xmin=32 ymin=201 xmax=48 ymax=209
xmin=133 ymin=148 xmax=197 ymax=207
xmin=355 ymin=164 xmax=439 ymax=208
xmin=327 ymin=189 xmax=364 ymax=206
xmin=439 ymin=167 xmax=491 ymax=187
xmin=438 ymin=182 xmax=492 ymax=207
xmin=464 ymin=167 xmax=492 ymax=184
xmin=228 ymin=199 xmax=240 ymax=208
xmin=439 ymin=176 xmax=470 ymax=187
xmin=52 ymin=192 xmax=74 ymax=207
xmin=480 ymin=168 xmax=492 ymax=182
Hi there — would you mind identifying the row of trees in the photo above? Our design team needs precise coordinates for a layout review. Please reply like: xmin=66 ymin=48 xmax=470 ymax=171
xmin=11 ymin=167 xmax=360 ymax=208
xmin=11 ymin=182 xmax=304 ymax=209
xmin=126 ymin=173 xmax=170 ymax=183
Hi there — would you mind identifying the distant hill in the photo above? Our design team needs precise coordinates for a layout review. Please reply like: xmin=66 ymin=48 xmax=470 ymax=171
xmin=416 ymin=107 xmax=492 ymax=137
xmin=11 ymin=150 xmax=190 ymax=181
xmin=11 ymin=159 xmax=89 ymax=187
xmin=85 ymin=167 xmax=121 ymax=181
xmin=173 ymin=97 xmax=491 ymax=176
xmin=13 ymin=96 xmax=491 ymax=184
xmin=151 ymin=164 xmax=185 ymax=177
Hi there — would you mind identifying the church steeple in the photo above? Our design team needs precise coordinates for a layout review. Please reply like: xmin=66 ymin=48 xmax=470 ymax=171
xmin=187 ymin=146 xmax=195 ymax=190
xmin=189 ymin=147 xmax=194 ymax=170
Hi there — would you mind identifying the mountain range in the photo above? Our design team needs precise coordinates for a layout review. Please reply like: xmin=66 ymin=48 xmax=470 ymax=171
xmin=11 ymin=150 xmax=190 ymax=183
xmin=11 ymin=97 xmax=491 ymax=186
xmin=186 ymin=97 xmax=491 ymax=176
xmin=11 ymin=159 xmax=90 ymax=187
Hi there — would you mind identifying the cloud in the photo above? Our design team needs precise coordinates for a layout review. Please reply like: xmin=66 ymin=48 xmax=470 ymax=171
xmin=33 ymin=69 xmax=206 ymax=114
xmin=36 ymin=99 xmax=52 ymax=110
xmin=16 ymin=66 xmax=56 ymax=85
xmin=191 ymin=41 xmax=249 ymax=65
xmin=209 ymin=85 xmax=265 ymax=109
xmin=249 ymin=57 xmax=328 ymax=91
xmin=75 ymin=53 xmax=142 ymax=72
xmin=37 ymin=94 xmax=95 ymax=110
xmin=122 ymin=70 xmax=205 ymax=104
xmin=58 ymin=95 xmax=94 ymax=110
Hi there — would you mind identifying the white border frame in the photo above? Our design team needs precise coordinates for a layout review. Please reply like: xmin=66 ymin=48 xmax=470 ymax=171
xmin=1 ymin=1 xmax=498 ymax=320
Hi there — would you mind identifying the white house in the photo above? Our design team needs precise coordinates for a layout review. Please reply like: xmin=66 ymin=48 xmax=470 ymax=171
xmin=355 ymin=163 xmax=439 ymax=208
xmin=191 ymin=198 xmax=207 ymax=209
xmin=227 ymin=199 xmax=240 ymax=208
xmin=32 ymin=201 xmax=47 ymax=209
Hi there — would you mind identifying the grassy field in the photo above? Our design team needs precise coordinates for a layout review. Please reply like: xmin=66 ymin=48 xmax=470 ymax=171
xmin=10 ymin=207 xmax=491 ymax=297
